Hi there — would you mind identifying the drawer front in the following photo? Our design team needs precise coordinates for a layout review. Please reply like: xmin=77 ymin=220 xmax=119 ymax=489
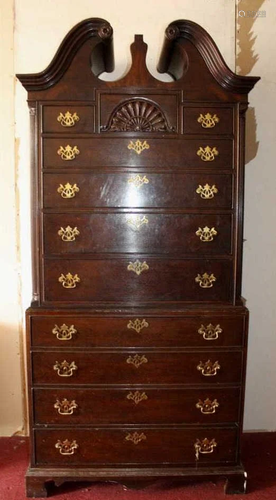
xmin=99 ymin=94 xmax=178 ymax=133
xmin=43 ymin=138 xmax=233 ymax=169
xmin=30 ymin=314 xmax=245 ymax=348
xmin=183 ymin=107 xmax=233 ymax=135
xmin=34 ymin=427 xmax=238 ymax=465
xmin=33 ymin=387 xmax=241 ymax=425
xmin=42 ymin=106 xmax=94 ymax=133
xmin=44 ymin=172 xmax=233 ymax=209
xmin=32 ymin=350 xmax=242 ymax=385
xmin=43 ymin=258 xmax=233 ymax=304
xmin=43 ymin=213 xmax=232 ymax=255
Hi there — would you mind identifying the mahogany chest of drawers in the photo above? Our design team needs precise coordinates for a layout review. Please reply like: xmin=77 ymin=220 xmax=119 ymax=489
xmin=17 ymin=18 xmax=259 ymax=497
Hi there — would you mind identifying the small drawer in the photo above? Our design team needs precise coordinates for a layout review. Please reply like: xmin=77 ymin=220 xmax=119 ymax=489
xmin=30 ymin=313 xmax=246 ymax=348
xmin=42 ymin=106 xmax=94 ymax=133
xmin=43 ymin=213 xmax=232 ymax=256
xmin=43 ymin=172 xmax=233 ymax=209
xmin=183 ymin=107 xmax=233 ymax=135
xmin=31 ymin=350 xmax=243 ymax=385
xmin=42 ymin=138 xmax=233 ymax=169
xmin=42 ymin=258 xmax=233 ymax=304
xmin=34 ymin=427 xmax=238 ymax=466
xmin=33 ymin=387 xmax=241 ymax=425
xmin=99 ymin=93 xmax=178 ymax=133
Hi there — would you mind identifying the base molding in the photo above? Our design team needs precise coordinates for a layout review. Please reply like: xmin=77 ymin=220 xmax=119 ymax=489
xmin=26 ymin=465 xmax=246 ymax=497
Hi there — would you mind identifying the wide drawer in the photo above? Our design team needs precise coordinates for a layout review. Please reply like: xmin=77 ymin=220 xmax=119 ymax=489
xmin=42 ymin=105 xmax=94 ymax=133
xmin=43 ymin=138 xmax=233 ymax=169
xmin=43 ymin=213 xmax=232 ymax=255
xmin=42 ymin=258 xmax=233 ymax=304
xmin=34 ymin=427 xmax=238 ymax=465
xmin=31 ymin=350 xmax=243 ymax=385
xmin=43 ymin=172 xmax=233 ymax=209
xmin=33 ymin=387 xmax=241 ymax=425
xmin=183 ymin=107 xmax=233 ymax=135
xmin=30 ymin=314 xmax=245 ymax=348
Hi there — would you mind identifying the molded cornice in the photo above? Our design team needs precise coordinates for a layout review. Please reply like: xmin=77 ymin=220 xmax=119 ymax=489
xmin=16 ymin=18 xmax=114 ymax=91
xmin=158 ymin=20 xmax=260 ymax=94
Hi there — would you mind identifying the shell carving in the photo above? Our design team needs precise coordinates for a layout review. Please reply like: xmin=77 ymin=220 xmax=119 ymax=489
xmin=101 ymin=99 xmax=174 ymax=132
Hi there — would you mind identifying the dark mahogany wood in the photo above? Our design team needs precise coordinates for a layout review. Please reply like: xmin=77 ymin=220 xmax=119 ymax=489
xmin=43 ymin=171 xmax=234 ymax=209
xmin=17 ymin=16 xmax=259 ymax=498
xmin=42 ymin=258 xmax=233 ymax=304
xmin=31 ymin=349 xmax=243 ymax=385
xmin=42 ymin=137 xmax=233 ymax=169
xmin=42 ymin=105 xmax=95 ymax=134
xmin=183 ymin=107 xmax=233 ymax=135
xmin=225 ymin=472 xmax=247 ymax=494
xmin=33 ymin=387 xmax=241 ymax=425
xmin=157 ymin=20 xmax=260 ymax=93
xmin=100 ymin=94 xmax=178 ymax=132
xmin=25 ymin=466 xmax=247 ymax=498
xmin=43 ymin=213 xmax=232 ymax=255
xmin=33 ymin=427 xmax=238 ymax=466
xmin=26 ymin=476 xmax=49 ymax=498
xmin=30 ymin=312 xmax=246 ymax=348
xmin=16 ymin=18 xmax=114 ymax=91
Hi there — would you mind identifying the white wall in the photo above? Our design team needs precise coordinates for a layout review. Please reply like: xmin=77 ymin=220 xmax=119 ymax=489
xmin=237 ymin=0 xmax=276 ymax=430
xmin=0 ymin=0 xmax=274 ymax=434
xmin=0 ymin=0 xmax=25 ymax=436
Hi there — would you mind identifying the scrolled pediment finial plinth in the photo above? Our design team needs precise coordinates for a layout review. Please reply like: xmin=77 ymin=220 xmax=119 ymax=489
xmin=165 ymin=25 xmax=180 ymax=40
xmin=98 ymin=23 xmax=113 ymax=39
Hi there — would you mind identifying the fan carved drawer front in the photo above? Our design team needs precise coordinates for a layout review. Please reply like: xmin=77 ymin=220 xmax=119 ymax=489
xmin=43 ymin=213 xmax=232 ymax=256
xmin=30 ymin=313 xmax=245 ymax=348
xmin=33 ymin=387 xmax=241 ymax=425
xmin=42 ymin=138 xmax=233 ymax=169
xmin=31 ymin=350 xmax=243 ymax=385
xmin=99 ymin=94 xmax=178 ymax=133
xmin=34 ymin=427 xmax=238 ymax=466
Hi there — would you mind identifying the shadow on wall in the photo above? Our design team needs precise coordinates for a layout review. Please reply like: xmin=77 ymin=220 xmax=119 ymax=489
xmin=236 ymin=0 xmax=264 ymax=164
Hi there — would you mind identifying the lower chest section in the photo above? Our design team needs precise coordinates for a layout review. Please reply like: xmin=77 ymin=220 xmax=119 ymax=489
xmin=28 ymin=307 xmax=247 ymax=468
